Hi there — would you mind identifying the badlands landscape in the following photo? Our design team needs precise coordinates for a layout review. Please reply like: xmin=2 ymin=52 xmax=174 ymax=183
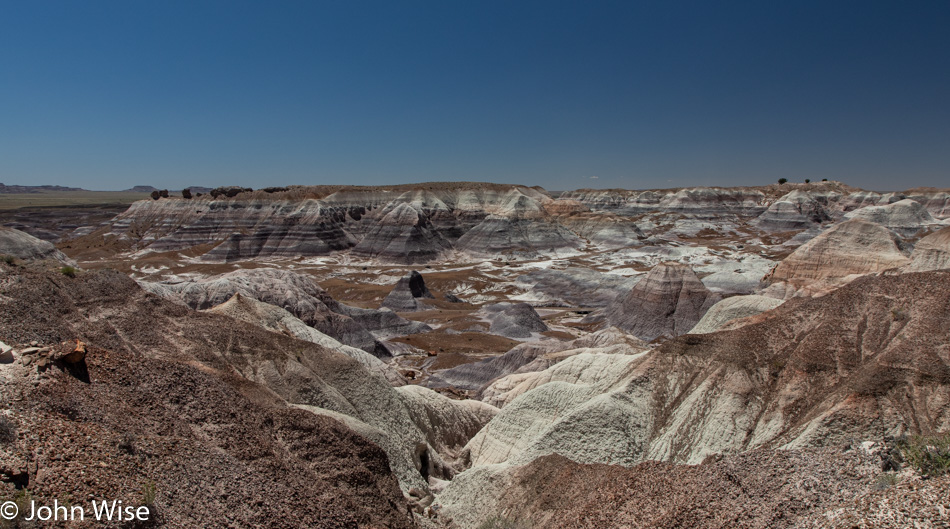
xmin=2 ymin=181 xmax=950 ymax=528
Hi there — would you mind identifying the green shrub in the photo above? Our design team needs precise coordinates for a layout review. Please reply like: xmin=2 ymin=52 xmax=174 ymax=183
xmin=60 ymin=266 xmax=78 ymax=278
xmin=1 ymin=255 xmax=14 ymax=265
xmin=873 ymin=472 xmax=899 ymax=490
xmin=141 ymin=480 xmax=157 ymax=506
xmin=777 ymin=178 xmax=788 ymax=185
xmin=897 ymin=432 xmax=950 ymax=478
xmin=805 ymin=178 xmax=811 ymax=183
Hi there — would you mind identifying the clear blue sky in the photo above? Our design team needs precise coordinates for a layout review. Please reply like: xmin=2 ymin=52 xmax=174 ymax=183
xmin=1 ymin=1 xmax=948 ymax=191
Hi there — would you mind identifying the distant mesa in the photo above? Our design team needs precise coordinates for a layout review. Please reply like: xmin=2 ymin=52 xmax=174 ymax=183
xmin=0 ymin=182 xmax=85 ymax=193
xmin=125 ymin=185 xmax=158 ymax=192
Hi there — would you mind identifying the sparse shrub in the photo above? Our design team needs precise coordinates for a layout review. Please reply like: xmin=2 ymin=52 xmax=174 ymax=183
xmin=897 ymin=432 xmax=950 ymax=477
xmin=804 ymin=178 xmax=811 ymax=183
xmin=150 ymin=190 xmax=160 ymax=200
xmin=1 ymin=255 xmax=14 ymax=265
xmin=890 ymin=308 xmax=909 ymax=322
xmin=822 ymin=178 xmax=828 ymax=181
xmin=476 ymin=516 xmax=529 ymax=529
xmin=181 ymin=188 xmax=192 ymax=199
xmin=0 ymin=415 xmax=16 ymax=444
xmin=60 ymin=266 xmax=78 ymax=278
xmin=141 ymin=480 xmax=157 ymax=506
xmin=118 ymin=433 xmax=136 ymax=454
xmin=159 ymin=189 xmax=169 ymax=198
xmin=778 ymin=178 xmax=788 ymax=185
xmin=874 ymin=472 xmax=899 ymax=490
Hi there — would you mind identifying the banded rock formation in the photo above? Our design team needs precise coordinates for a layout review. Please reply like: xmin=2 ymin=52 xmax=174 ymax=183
xmin=764 ymin=219 xmax=910 ymax=297
xmin=602 ymin=262 xmax=720 ymax=341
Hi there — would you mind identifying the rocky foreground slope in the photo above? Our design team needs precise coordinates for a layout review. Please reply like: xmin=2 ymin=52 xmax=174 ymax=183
xmin=0 ymin=259 xmax=507 ymax=525
xmin=436 ymin=269 xmax=950 ymax=526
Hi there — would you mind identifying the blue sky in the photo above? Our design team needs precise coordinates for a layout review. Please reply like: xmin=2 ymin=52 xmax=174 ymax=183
xmin=1 ymin=1 xmax=948 ymax=191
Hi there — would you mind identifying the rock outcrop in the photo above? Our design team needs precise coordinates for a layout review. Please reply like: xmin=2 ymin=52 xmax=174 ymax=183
xmin=764 ymin=219 xmax=910 ymax=297
xmin=603 ymin=262 xmax=720 ymax=341
xmin=0 ymin=263 xmax=496 ymax=499
xmin=381 ymin=270 xmax=435 ymax=312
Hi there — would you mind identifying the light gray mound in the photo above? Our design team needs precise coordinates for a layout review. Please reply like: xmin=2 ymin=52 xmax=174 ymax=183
xmin=688 ymin=295 xmax=784 ymax=334
xmin=754 ymin=190 xmax=831 ymax=231
xmin=480 ymin=302 xmax=549 ymax=339
xmin=0 ymin=227 xmax=74 ymax=264
xmin=381 ymin=270 xmax=435 ymax=312
xmin=698 ymin=258 xmax=775 ymax=295
xmin=515 ymin=268 xmax=639 ymax=307
xmin=426 ymin=328 xmax=644 ymax=392
xmin=905 ymin=226 xmax=950 ymax=272
xmin=140 ymin=268 xmax=430 ymax=357
xmin=843 ymin=198 xmax=940 ymax=236
xmin=603 ymin=262 xmax=720 ymax=341
xmin=207 ymin=293 xmax=408 ymax=386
